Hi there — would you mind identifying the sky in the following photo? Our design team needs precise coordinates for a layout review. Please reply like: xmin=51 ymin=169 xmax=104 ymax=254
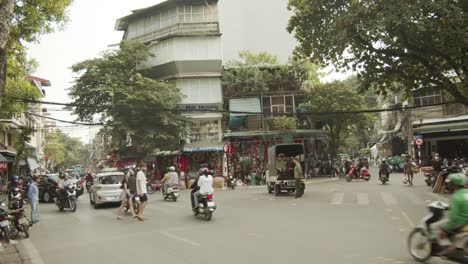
xmin=27 ymin=0 xmax=348 ymax=143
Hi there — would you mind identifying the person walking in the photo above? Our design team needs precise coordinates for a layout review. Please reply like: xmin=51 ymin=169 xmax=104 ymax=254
xmin=293 ymin=157 xmax=303 ymax=198
xmin=404 ymin=158 xmax=414 ymax=186
xmin=27 ymin=176 xmax=39 ymax=224
xmin=136 ymin=162 xmax=148 ymax=221
xmin=117 ymin=171 xmax=134 ymax=219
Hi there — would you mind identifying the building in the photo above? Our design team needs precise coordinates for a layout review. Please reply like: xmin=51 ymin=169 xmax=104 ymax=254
xmin=0 ymin=75 xmax=50 ymax=178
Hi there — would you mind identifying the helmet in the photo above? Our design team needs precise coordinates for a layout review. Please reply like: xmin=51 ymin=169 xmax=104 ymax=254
xmin=382 ymin=158 xmax=387 ymax=162
xmin=169 ymin=166 xmax=175 ymax=171
xmin=12 ymin=176 xmax=19 ymax=182
xmin=448 ymin=173 xmax=467 ymax=187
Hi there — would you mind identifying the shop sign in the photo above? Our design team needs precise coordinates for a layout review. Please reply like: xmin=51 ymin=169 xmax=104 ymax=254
xmin=178 ymin=103 xmax=222 ymax=111
xmin=0 ymin=162 xmax=7 ymax=171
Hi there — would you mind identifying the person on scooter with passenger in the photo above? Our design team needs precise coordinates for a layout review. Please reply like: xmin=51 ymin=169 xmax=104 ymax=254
xmin=379 ymin=158 xmax=390 ymax=181
xmin=192 ymin=168 xmax=214 ymax=209
xmin=58 ymin=173 xmax=71 ymax=204
xmin=162 ymin=166 xmax=178 ymax=194
xmin=437 ymin=174 xmax=468 ymax=255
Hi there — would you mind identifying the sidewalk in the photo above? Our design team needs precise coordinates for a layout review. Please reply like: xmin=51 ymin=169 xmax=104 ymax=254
xmin=0 ymin=243 xmax=22 ymax=264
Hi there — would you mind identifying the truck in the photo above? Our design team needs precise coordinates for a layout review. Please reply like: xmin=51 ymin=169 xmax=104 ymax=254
xmin=266 ymin=143 xmax=306 ymax=196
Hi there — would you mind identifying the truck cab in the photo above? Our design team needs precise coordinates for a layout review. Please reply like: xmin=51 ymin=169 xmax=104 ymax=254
xmin=266 ymin=143 xmax=306 ymax=196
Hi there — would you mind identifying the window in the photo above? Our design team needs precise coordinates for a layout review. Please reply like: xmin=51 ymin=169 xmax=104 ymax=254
xmin=412 ymin=88 xmax=443 ymax=107
xmin=262 ymin=95 xmax=295 ymax=117
xmin=188 ymin=120 xmax=220 ymax=142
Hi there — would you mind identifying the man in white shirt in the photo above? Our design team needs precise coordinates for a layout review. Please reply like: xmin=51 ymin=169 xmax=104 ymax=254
xmin=193 ymin=169 xmax=214 ymax=209
xmin=136 ymin=163 xmax=148 ymax=221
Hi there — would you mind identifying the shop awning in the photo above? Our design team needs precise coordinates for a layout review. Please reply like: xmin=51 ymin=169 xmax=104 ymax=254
xmin=0 ymin=153 xmax=15 ymax=162
xmin=413 ymin=121 xmax=468 ymax=134
xmin=27 ymin=157 xmax=40 ymax=170
xmin=183 ymin=142 xmax=224 ymax=152
xmin=24 ymin=142 xmax=37 ymax=149
xmin=229 ymin=98 xmax=261 ymax=116
xmin=0 ymin=153 xmax=8 ymax=162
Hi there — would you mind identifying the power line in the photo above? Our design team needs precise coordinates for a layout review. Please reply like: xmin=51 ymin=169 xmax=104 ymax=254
xmin=25 ymin=112 xmax=103 ymax=126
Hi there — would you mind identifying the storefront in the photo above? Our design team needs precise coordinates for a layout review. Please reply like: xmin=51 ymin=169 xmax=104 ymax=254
xmin=181 ymin=142 xmax=224 ymax=179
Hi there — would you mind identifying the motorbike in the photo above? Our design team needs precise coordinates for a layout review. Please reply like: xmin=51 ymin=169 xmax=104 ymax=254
xmin=229 ymin=177 xmax=235 ymax=189
xmin=124 ymin=195 xmax=140 ymax=215
xmin=54 ymin=184 xmax=77 ymax=212
xmin=379 ymin=169 xmax=389 ymax=184
xmin=85 ymin=180 xmax=92 ymax=192
xmin=193 ymin=193 xmax=216 ymax=221
xmin=147 ymin=180 xmax=161 ymax=194
xmin=421 ymin=166 xmax=437 ymax=186
xmin=162 ymin=183 xmax=180 ymax=202
xmin=345 ymin=165 xmax=371 ymax=182
xmin=8 ymin=196 xmax=29 ymax=239
xmin=408 ymin=201 xmax=467 ymax=263
xmin=0 ymin=200 xmax=13 ymax=243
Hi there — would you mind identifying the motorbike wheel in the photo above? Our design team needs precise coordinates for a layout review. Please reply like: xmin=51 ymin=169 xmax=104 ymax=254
xmin=172 ymin=196 xmax=178 ymax=202
xmin=274 ymin=185 xmax=280 ymax=196
xmin=204 ymin=210 xmax=212 ymax=221
xmin=345 ymin=176 xmax=352 ymax=182
xmin=147 ymin=185 xmax=156 ymax=195
xmin=22 ymin=224 xmax=29 ymax=238
xmin=70 ymin=199 xmax=77 ymax=212
xmin=1 ymin=226 xmax=10 ymax=243
xmin=133 ymin=201 xmax=140 ymax=215
xmin=408 ymin=229 xmax=432 ymax=262
xmin=43 ymin=191 xmax=52 ymax=203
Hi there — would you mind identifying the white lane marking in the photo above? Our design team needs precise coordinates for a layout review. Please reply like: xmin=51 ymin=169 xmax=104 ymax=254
xmin=330 ymin=192 xmax=344 ymax=205
xmin=380 ymin=192 xmax=397 ymax=205
xmin=357 ymin=193 xmax=369 ymax=205
xmin=404 ymin=192 xmax=425 ymax=205
xmin=401 ymin=211 xmax=415 ymax=227
xmin=160 ymin=231 xmax=200 ymax=247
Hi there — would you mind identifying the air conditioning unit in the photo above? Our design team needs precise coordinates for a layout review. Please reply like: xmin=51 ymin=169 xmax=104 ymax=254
xmin=297 ymin=118 xmax=309 ymax=128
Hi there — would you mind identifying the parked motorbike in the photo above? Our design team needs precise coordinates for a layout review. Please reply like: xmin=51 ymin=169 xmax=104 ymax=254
xmin=345 ymin=165 xmax=371 ymax=182
xmin=8 ymin=196 xmax=29 ymax=239
xmin=193 ymin=193 xmax=216 ymax=221
xmin=0 ymin=200 xmax=13 ymax=243
xmin=408 ymin=201 xmax=467 ymax=263
xmin=162 ymin=183 xmax=180 ymax=202
xmin=54 ymin=184 xmax=77 ymax=212
xmin=421 ymin=166 xmax=437 ymax=186
xmin=124 ymin=195 xmax=140 ymax=215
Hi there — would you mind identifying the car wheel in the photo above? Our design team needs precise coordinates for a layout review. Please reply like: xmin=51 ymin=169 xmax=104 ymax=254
xmin=43 ymin=191 xmax=52 ymax=203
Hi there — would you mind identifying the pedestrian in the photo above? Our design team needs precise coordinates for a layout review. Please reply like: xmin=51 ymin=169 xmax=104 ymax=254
xmin=117 ymin=171 xmax=134 ymax=219
xmin=136 ymin=162 xmax=148 ymax=221
xmin=293 ymin=157 xmax=303 ymax=198
xmin=404 ymin=158 xmax=414 ymax=186
xmin=27 ymin=176 xmax=39 ymax=224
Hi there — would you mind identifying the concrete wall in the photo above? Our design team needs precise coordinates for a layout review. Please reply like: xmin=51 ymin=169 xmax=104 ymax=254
xmin=218 ymin=0 xmax=297 ymax=64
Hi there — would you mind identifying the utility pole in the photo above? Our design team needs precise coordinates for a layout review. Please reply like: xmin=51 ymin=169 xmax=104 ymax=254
xmin=405 ymin=101 xmax=413 ymax=158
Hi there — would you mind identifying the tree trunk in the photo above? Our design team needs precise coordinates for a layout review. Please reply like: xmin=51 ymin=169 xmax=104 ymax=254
xmin=0 ymin=0 xmax=15 ymax=109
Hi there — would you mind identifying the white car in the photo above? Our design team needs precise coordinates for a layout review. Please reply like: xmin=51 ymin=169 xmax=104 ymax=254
xmin=89 ymin=170 xmax=124 ymax=209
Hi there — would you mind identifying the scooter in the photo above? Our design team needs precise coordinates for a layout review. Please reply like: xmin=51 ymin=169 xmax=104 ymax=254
xmin=54 ymin=184 xmax=77 ymax=212
xmin=408 ymin=201 xmax=467 ymax=263
xmin=8 ymin=196 xmax=29 ymax=239
xmin=345 ymin=165 xmax=371 ymax=182
xmin=421 ymin=166 xmax=437 ymax=186
xmin=162 ymin=183 xmax=180 ymax=202
xmin=193 ymin=193 xmax=216 ymax=221
xmin=147 ymin=180 xmax=161 ymax=194
xmin=379 ymin=169 xmax=389 ymax=184
xmin=0 ymin=200 xmax=13 ymax=243
xmin=124 ymin=195 xmax=140 ymax=215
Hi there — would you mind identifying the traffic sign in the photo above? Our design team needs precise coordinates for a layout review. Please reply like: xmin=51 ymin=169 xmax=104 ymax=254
xmin=414 ymin=138 xmax=424 ymax=146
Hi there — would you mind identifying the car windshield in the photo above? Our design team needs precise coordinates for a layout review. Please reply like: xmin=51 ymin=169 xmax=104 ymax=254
xmin=98 ymin=175 xmax=123 ymax=185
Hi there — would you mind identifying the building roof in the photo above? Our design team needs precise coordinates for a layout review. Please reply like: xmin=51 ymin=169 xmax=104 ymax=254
xmin=115 ymin=0 xmax=218 ymax=31
xmin=25 ymin=75 xmax=51 ymax=86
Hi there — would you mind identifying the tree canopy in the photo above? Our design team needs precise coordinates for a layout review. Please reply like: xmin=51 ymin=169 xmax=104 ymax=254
xmin=288 ymin=0 xmax=467 ymax=105
xmin=69 ymin=41 xmax=185 ymax=153
xmin=44 ymin=130 xmax=88 ymax=171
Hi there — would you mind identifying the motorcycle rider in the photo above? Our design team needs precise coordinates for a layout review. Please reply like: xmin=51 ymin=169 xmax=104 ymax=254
xmin=58 ymin=173 xmax=71 ymax=204
xmin=161 ymin=166 xmax=179 ymax=194
xmin=437 ymin=173 xmax=468 ymax=255
xmin=379 ymin=158 xmax=390 ymax=181
xmin=193 ymin=169 xmax=214 ymax=209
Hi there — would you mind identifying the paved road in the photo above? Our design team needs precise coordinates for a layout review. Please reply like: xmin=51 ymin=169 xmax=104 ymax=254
xmin=22 ymin=168 xmax=454 ymax=264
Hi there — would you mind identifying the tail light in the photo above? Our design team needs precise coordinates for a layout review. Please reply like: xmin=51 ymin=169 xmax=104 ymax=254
xmin=206 ymin=194 xmax=213 ymax=200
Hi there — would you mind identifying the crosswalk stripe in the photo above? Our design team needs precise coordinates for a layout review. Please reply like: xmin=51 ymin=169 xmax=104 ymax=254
xmin=330 ymin=192 xmax=344 ymax=205
xmin=357 ymin=193 xmax=369 ymax=205
xmin=380 ymin=192 xmax=397 ymax=205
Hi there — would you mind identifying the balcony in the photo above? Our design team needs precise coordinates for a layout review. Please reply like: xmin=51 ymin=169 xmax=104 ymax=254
xmin=131 ymin=22 xmax=220 ymax=43
xmin=444 ymin=103 xmax=468 ymax=117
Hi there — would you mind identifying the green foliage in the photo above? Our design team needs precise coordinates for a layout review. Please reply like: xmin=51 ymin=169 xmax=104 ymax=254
xmin=269 ymin=117 xmax=297 ymax=130
xmin=223 ymin=51 xmax=320 ymax=98
xmin=69 ymin=41 xmax=185 ymax=153
xmin=13 ymin=126 xmax=34 ymax=171
xmin=44 ymin=130 xmax=87 ymax=170
xmin=288 ymin=0 xmax=468 ymax=105
xmin=300 ymin=79 xmax=374 ymax=158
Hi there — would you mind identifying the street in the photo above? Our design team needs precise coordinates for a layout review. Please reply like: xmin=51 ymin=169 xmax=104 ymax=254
xmin=22 ymin=169 xmax=452 ymax=264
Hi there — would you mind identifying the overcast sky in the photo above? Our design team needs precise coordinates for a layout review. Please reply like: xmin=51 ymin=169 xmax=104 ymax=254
xmin=27 ymin=0 xmax=347 ymax=143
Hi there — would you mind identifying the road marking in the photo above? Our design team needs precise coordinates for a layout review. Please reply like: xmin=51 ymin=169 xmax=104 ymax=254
xmin=404 ymin=192 xmax=425 ymax=205
xmin=160 ymin=231 xmax=200 ymax=247
xmin=391 ymin=216 xmax=400 ymax=221
xmin=330 ymin=192 xmax=344 ymax=205
xmin=401 ymin=211 xmax=415 ymax=227
xmin=357 ymin=193 xmax=369 ymax=205
xmin=380 ymin=192 xmax=397 ymax=205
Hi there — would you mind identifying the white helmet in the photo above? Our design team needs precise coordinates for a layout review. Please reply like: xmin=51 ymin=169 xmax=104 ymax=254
xmin=382 ymin=158 xmax=387 ymax=162
xmin=169 ymin=166 xmax=175 ymax=171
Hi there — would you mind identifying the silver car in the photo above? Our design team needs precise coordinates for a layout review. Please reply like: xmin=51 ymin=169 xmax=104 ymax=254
xmin=89 ymin=171 xmax=124 ymax=209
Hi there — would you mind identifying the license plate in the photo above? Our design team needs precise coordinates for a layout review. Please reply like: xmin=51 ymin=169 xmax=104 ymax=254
xmin=19 ymin=218 xmax=28 ymax=225
xmin=207 ymin=202 xmax=215 ymax=207
xmin=0 ymin=220 xmax=8 ymax=227
xmin=135 ymin=196 xmax=140 ymax=201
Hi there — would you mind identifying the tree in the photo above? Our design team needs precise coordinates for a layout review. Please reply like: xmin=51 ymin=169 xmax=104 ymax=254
xmin=44 ymin=130 xmax=89 ymax=171
xmin=288 ymin=0 xmax=468 ymax=105
xmin=44 ymin=130 xmax=66 ymax=171
xmin=300 ymin=80 xmax=373 ymax=159
xmin=0 ymin=0 xmax=73 ymax=109
xmin=69 ymin=41 xmax=185 ymax=153
xmin=222 ymin=51 xmax=320 ymax=98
